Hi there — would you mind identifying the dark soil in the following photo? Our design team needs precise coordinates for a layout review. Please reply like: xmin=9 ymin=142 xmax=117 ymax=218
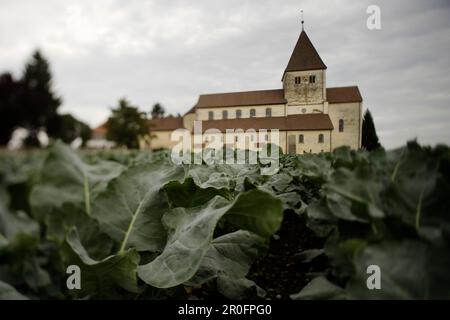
xmin=248 ymin=211 xmax=326 ymax=300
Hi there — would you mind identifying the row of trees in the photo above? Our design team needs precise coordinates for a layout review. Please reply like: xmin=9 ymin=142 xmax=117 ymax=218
xmin=0 ymin=50 xmax=90 ymax=146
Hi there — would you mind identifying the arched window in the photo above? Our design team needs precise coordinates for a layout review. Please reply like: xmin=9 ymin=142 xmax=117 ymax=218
xmin=222 ymin=110 xmax=228 ymax=119
xmin=250 ymin=109 xmax=256 ymax=118
xmin=298 ymin=134 xmax=304 ymax=143
xmin=265 ymin=108 xmax=272 ymax=117
xmin=236 ymin=109 xmax=242 ymax=118
xmin=339 ymin=119 xmax=344 ymax=132
xmin=318 ymin=134 xmax=324 ymax=143
xmin=208 ymin=111 xmax=214 ymax=120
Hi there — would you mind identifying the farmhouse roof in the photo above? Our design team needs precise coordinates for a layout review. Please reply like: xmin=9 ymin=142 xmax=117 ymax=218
xmin=92 ymin=123 xmax=108 ymax=137
xmin=148 ymin=117 xmax=183 ymax=131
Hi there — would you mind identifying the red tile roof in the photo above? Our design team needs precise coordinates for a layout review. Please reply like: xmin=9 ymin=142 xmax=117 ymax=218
xmin=194 ymin=85 xmax=361 ymax=109
xmin=148 ymin=117 xmax=183 ymax=131
xmin=92 ymin=123 xmax=107 ymax=137
xmin=201 ymin=114 xmax=333 ymax=133
xmin=327 ymin=86 xmax=362 ymax=103
xmin=184 ymin=105 xmax=196 ymax=115
xmin=196 ymin=89 xmax=286 ymax=108
xmin=283 ymin=31 xmax=327 ymax=78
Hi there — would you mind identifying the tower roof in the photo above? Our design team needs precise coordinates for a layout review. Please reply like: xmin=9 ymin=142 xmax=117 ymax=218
xmin=283 ymin=30 xmax=327 ymax=79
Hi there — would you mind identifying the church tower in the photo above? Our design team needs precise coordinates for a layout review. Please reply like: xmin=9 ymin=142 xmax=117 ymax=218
xmin=282 ymin=28 xmax=327 ymax=111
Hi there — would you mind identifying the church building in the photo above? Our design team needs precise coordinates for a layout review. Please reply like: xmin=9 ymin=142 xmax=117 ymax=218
xmin=144 ymin=25 xmax=363 ymax=154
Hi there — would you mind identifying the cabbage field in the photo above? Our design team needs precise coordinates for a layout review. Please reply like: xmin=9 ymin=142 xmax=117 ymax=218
xmin=0 ymin=141 xmax=449 ymax=300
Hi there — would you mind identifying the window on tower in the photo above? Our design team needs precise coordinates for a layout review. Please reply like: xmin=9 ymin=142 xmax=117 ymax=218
xmin=295 ymin=76 xmax=301 ymax=84
xmin=309 ymin=75 xmax=316 ymax=83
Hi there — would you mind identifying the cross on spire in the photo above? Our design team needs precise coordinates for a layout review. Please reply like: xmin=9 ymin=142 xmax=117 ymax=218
xmin=301 ymin=10 xmax=304 ymax=31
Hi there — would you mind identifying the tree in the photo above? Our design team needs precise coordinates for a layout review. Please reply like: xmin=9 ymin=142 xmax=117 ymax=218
xmin=49 ymin=114 xmax=91 ymax=146
xmin=362 ymin=109 xmax=381 ymax=151
xmin=0 ymin=73 xmax=23 ymax=144
xmin=0 ymin=50 xmax=90 ymax=147
xmin=150 ymin=103 xmax=165 ymax=119
xmin=106 ymin=98 xmax=148 ymax=149
xmin=20 ymin=50 xmax=62 ymax=134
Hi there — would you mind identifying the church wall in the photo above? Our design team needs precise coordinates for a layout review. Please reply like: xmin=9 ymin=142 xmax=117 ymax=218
xmin=196 ymin=104 xmax=285 ymax=121
xmin=286 ymin=130 xmax=331 ymax=154
xmin=283 ymin=69 xmax=326 ymax=105
xmin=328 ymin=102 xmax=362 ymax=150
xmin=183 ymin=113 xmax=196 ymax=132
xmin=286 ymin=103 xmax=324 ymax=115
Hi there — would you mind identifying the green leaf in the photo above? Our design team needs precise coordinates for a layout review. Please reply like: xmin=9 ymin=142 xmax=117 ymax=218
xmin=346 ymin=240 xmax=450 ymax=299
xmin=0 ymin=234 xmax=7 ymax=249
xmin=62 ymin=228 xmax=140 ymax=298
xmin=186 ymin=165 xmax=235 ymax=190
xmin=324 ymin=167 xmax=385 ymax=222
xmin=30 ymin=141 xmax=123 ymax=221
xmin=46 ymin=204 xmax=114 ymax=260
xmin=186 ymin=230 xmax=267 ymax=299
xmin=92 ymin=160 xmax=185 ymax=253
xmin=216 ymin=276 xmax=265 ymax=299
xmin=295 ymin=248 xmax=324 ymax=264
xmin=137 ymin=196 xmax=231 ymax=288
xmin=0 ymin=281 xmax=28 ymax=300
xmin=0 ymin=201 xmax=39 ymax=246
xmin=163 ymin=177 xmax=231 ymax=208
xmin=138 ymin=190 xmax=282 ymax=288
xmin=185 ymin=230 xmax=267 ymax=286
xmin=225 ymin=189 xmax=283 ymax=238
xmin=290 ymin=276 xmax=346 ymax=300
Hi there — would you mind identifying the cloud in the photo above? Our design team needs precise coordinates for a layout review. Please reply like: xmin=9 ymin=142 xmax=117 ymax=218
xmin=0 ymin=0 xmax=449 ymax=149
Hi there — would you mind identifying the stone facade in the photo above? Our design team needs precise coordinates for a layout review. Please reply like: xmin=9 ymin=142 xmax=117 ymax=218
xmin=283 ymin=69 xmax=326 ymax=105
xmin=328 ymin=102 xmax=362 ymax=150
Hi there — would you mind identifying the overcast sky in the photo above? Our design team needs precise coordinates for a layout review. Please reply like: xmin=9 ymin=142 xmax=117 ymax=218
xmin=1 ymin=0 xmax=449 ymax=149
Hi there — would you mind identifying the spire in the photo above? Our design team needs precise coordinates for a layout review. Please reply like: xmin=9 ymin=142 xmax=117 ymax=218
xmin=301 ymin=10 xmax=304 ymax=31
xmin=282 ymin=27 xmax=327 ymax=79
